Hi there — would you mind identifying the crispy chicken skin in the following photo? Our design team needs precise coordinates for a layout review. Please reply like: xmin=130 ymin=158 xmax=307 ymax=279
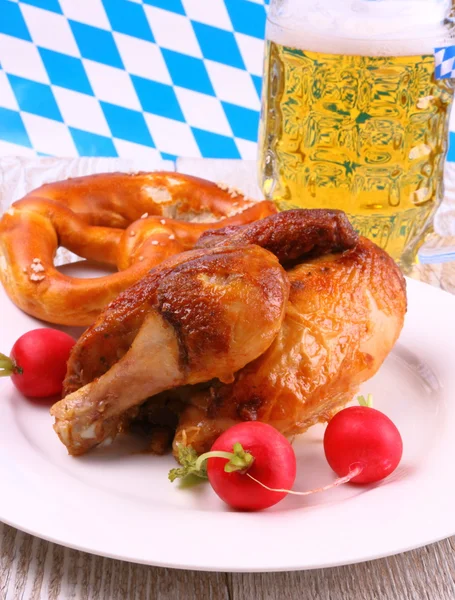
xmin=51 ymin=209 xmax=406 ymax=456
xmin=63 ymin=209 xmax=357 ymax=394
xmin=196 ymin=208 xmax=359 ymax=261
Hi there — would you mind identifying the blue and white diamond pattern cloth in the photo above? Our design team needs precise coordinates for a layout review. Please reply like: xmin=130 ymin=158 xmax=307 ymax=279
xmin=0 ymin=0 xmax=268 ymax=160
xmin=434 ymin=45 xmax=455 ymax=79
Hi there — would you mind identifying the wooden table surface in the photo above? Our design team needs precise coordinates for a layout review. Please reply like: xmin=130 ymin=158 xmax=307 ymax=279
xmin=1 ymin=247 xmax=455 ymax=600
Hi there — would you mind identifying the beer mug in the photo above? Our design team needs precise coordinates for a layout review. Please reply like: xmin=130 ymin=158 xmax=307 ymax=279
xmin=258 ymin=0 xmax=455 ymax=270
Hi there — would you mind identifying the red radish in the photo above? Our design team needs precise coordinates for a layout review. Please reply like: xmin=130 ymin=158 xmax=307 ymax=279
xmin=323 ymin=395 xmax=403 ymax=484
xmin=207 ymin=422 xmax=296 ymax=510
xmin=170 ymin=422 xmax=296 ymax=511
xmin=169 ymin=396 xmax=403 ymax=510
xmin=0 ymin=329 xmax=76 ymax=398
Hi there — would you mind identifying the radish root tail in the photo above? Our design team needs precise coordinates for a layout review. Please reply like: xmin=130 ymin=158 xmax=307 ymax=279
xmin=246 ymin=463 xmax=364 ymax=496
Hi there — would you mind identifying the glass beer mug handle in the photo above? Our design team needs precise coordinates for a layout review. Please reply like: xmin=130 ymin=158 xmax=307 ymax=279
xmin=417 ymin=155 xmax=455 ymax=265
xmin=418 ymin=245 xmax=455 ymax=265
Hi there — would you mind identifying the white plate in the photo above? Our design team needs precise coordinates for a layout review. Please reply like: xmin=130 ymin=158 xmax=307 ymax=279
xmin=0 ymin=264 xmax=454 ymax=572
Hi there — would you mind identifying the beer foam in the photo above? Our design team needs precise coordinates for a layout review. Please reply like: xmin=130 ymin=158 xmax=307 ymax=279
xmin=267 ymin=0 xmax=453 ymax=56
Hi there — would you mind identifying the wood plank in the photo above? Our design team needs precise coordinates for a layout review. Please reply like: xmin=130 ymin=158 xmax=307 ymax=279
xmin=229 ymin=541 xmax=455 ymax=600
xmin=3 ymin=523 xmax=455 ymax=600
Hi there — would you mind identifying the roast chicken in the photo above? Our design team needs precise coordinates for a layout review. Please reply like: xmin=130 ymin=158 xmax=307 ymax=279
xmin=51 ymin=209 xmax=406 ymax=456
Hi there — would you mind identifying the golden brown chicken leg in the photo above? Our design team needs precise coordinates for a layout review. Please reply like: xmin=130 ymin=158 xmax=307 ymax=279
xmin=51 ymin=245 xmax=289 ymax=454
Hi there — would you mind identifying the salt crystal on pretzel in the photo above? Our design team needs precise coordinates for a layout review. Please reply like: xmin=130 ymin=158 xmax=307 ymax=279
xmin=30 ymin=262 xmax=45 ymax=273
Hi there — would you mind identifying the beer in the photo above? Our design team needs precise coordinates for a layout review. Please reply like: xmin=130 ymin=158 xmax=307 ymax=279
xmin=258 ymin=4 xmax=455 ymax=269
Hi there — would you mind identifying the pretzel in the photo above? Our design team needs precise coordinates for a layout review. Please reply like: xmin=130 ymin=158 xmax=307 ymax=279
xmin=0 ymin=172 xmax=277 ymax=326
